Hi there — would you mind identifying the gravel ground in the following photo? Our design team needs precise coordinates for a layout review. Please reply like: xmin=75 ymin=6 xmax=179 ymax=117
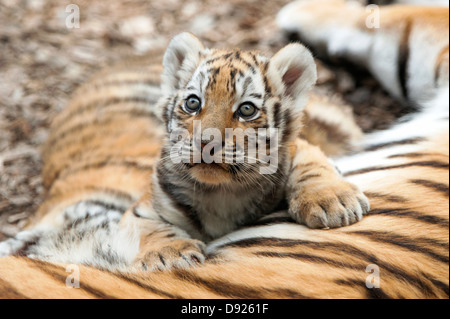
xmin=0 ymin=0 xmax=405 ymax=240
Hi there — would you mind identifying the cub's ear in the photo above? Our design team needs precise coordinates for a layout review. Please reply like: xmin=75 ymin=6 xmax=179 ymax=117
xmin=268 ymin=43 xmax=317 ymax=111
xmin=161 ymin=32 xmax=204 ymax=94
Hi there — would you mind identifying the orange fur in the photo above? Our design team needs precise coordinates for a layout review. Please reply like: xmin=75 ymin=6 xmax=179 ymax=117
xmin=0 ymin=2 xmax=448 ymax=299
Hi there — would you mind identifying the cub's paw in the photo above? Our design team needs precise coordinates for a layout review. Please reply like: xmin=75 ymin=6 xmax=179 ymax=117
xmin=133 ymin=239 xmax=206 ymax=272
xmin=0 ymin=241 xmax=13 ymax=257
xmin=0 ymin=238 xmax=28 ymax=257
xmin=289 ymin=179 xmax=370 ymax=229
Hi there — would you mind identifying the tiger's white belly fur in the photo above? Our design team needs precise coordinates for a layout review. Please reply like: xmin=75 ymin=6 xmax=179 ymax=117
xmin=0 ymin=202 xmax=140 ymax=271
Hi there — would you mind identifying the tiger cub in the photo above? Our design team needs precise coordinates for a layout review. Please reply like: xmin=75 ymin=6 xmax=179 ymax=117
xmin=0 ymin=33 xmax=370 ymax=271
xmin=124 ymin=33 xmax=370 ymax=270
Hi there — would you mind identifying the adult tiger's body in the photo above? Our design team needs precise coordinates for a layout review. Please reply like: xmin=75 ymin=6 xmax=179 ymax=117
xmin=0 ymin=0 xmax=448 ymax=298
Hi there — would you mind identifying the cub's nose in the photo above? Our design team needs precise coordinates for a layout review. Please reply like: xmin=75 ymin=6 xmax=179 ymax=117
xmin=202 ymin=141 xmax=223 ymax=164
xmin=193 ymin=136 xmax=223 ymax=152
xmin=201 ymin=140 xmax=223 ymax=155
xmin=193 ymin=137 xmax=224 ymax=163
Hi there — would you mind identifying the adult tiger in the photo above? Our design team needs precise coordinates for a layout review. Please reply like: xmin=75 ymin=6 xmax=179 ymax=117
xmin=0 ymin=0 xmax=448 ymax=298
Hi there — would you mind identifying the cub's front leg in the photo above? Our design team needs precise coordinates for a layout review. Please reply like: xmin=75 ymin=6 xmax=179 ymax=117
xmin=121 ymin=193 xmax=206 ymax=272
xmin=287 ymin=139 xmax=370 ymax=229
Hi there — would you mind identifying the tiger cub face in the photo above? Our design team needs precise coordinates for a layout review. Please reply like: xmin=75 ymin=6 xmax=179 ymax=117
xmin=157 ymin=33 xmax=317 ymax=186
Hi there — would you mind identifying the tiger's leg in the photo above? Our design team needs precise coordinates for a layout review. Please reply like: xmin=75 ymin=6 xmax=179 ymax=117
xmin=0 ymin=200 xmax=130 ymax=269
xmin=0 ymin=204 xmax=66 ymax=258
xmin=0 ymin=229 xmax=42 ymax=257
xmin=302 ymin=94 xmax=363 ymax=157
xmin=278 ymin=0 xmax=449 ymax=172
xmin=287 ymin=138 xmax=370 ymax=229
xmin=277 ymin=0 xmax=449 ymax=103
xmin=120 ymin=191 xmax=206 ymax=272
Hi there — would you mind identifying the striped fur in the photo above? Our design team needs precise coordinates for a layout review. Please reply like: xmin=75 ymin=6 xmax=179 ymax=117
xmin=0 ymin=32 xmax=369 ymax=271
xmin=0 ymin=0 xmax=448 ymax=299
xmin=0 ymin=54 xmax=166 ymax=270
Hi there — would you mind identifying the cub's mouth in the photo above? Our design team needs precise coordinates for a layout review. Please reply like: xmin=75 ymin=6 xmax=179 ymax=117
xmin=186 ymin=140 xmax=235 ymax=185
xmin=189 ymin=162 xmax=233 ymax=185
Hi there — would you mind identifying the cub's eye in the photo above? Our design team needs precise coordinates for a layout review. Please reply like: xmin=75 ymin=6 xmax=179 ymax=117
xmin=238 ymin=103 xmax=257 ymax=119
xmin=184 ymin=95 xmax=202 ymax=113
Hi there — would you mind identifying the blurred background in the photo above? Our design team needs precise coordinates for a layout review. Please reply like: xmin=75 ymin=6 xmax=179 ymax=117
xmin=0 ymin=0 xmax=402 ymax=239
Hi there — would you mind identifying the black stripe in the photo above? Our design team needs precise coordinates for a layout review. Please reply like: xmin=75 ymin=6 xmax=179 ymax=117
xmin=410 ymin=179 xmax=449 ymax=197
xmin=365 ymin=286 xmax=392 ymax=299
xmin=398 ymin=19 xmax=412 ymax=99
xmin=388 ymin=152 xmax=431 ymax=159
xmin=50 ymin=115 xmax=157 ymax=154
xmin=364 ymin=192 xmax=408 ymax=203
xmin=132 ymin=205 xmax=175 ymax=226
xmin=219 ymin=237 xmax=370 ymax=258
xmin=158 ymin=254 xmax=166 ymax=267
xmin=28 ymin=259 xmax=117 ymax=299
xmin=80 ymin=186 xmax=135 ymax=203
xmin=344 ymin=160 xmax=449 ymax=177
xmin=367 ymin=208 xmax=449 ymax=229
xmin=232 ymin=50 xmax=255 ymax=70
xmin=365 ymin=137 xmax=424 ymax=152
xmin=156 ymin=164 xmax=204 ymax=233
xmin=14 ymin=238 xmax=39 ymax=258
xmin=349 ymin=231 xmax=449 ymax=264
xmin=110 ymin=273 xmax=184 ymax=299
xmin=249 ymin=52 xmax=260 ymax=67
xmin=254 ymin=250 xmax=439 ymax=298
xmin=255 ymin=251 xmax=363 ymax=269
xmin=132 ymin=207 xmax=141 ymax=218
xmin=250 ymin=93 xmax=263 ymax=99
xmin=49 ymin=108 xmax=158 ymax=147
xmin=335 ymin=279 xmax=392 ymax=299
xmin=293 ymin=162 xmax=315 ymax=171
xmin=206 ymin=67 xmax=222 ymax=90
xmin=57 ymin=96 xmax=156 ymax=126
xmin=173 ymin=270 xmax=310 ymax=299
xmin=223 ymin=232 xmax=448 ymax=252
xmin=218 ymin=237 xmax=442 ymax=297
xmin=108 ymin=272 xmax=184 ymax=298
xmin=281 ymin=109 xmax=293 ymax=145
xmin=205 ymin=53 xmax=233 ymax=65
xmin=49 ymin=159 xmax=154 ymax=189
xmin=273 ymin=102 xmax=282 ymax=130
xmin=81 ymin=200 xmax=129 ymax=214
xmin=59 ymin=159 xmax=154 ymax=180
xmin=162 ymin=96 xmax=175 ymax=127
xmin=229 ymin=68 xmax=237 ymax=90
xmin=0 ymin=276 xmax=29 ymax=299
xmin=235 ymin=232 xmax=446 ymax=256
xmin=262 ymin=73 xmax=272 ymax=96
xmin=252 ymin=216 xmax=295 ymax=226
xmin=366 ymin=0 xmax=395 ymax=5
xmin=297 ymin=173 xmax=322 ymax=183
xmin=242 ymin=76 xmax=253 ymax=97
xmin=428 ymin=278 xmax=450 ymax=297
